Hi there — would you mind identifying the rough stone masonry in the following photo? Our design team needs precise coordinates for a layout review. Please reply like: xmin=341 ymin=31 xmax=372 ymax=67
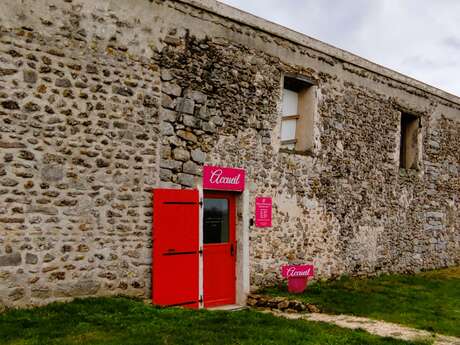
xmin=0 ymin=0 xmax=458 ymax=309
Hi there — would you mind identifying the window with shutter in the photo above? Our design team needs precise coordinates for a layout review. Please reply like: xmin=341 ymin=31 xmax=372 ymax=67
xmin=281 ymin=76 xmax=317 ymax=153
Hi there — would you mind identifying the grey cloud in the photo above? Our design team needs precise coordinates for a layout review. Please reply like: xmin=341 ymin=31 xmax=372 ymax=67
xmin=402 ymin=56 xmax=440 ymax=69
xmin=400 ymin=55 xmax=460 ymax=70
xmin=443 ymin=37 xmax=460 ymax=50
xmin=219 ymin=0 xmax=460 ymax=96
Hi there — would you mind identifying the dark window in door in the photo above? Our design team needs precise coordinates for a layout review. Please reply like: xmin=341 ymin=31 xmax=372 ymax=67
xmin=203 ymin=198 xmax=229 ymax=244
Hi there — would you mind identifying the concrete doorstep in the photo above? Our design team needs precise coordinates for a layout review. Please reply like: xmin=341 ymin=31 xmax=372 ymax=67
xmin=261 ymin=310 xmax=460 ymax=345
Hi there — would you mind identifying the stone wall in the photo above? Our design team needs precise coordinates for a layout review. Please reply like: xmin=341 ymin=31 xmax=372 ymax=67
xmin=0 ymin=0 xmax=161 ymax=308
xmin=0 ymin=0 xmax=458 ymax=308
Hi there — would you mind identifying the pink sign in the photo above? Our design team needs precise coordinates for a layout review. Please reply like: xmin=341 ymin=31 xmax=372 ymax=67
xmin=255 ymin=197 xmax=272 ymax=227
xmin=281 ymin=265 xmax=315 ymax=278
xmin=203 ymin=165 xmax=245 ymax=191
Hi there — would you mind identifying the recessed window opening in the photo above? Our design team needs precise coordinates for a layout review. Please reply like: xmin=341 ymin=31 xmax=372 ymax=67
xmin=400 ymin=112 xmax=420 ymax=169
xmin=281 ymin=76 xmax=316 ymax=152
xmin=281 ymin=87 xmax=299 ymax=144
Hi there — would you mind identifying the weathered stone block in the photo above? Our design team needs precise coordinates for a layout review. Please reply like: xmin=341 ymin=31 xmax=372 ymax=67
xmin=31 ymin=287 xmax=51 ymax=299
xmin=15 ymin=171 xmax=34 ymax=178
xmin=55 ymin=280 xmax=100 ymax=297
xmin=161 ymin=69 xmax=173 ymax=81
xmin=0 ymin=253 xmax=21 ymax=267
xmin=429 ymin=140 xmax=440 ymax=149
xmin=0 ymin=218 xmax=24 ymax=223
xmin=160 ymin=110 xmax=176 ymax=124
xmin=77 ymin=244 xmax=89 ymax=252
xmin=160 ymin=145 xmax=171 ymax=159
xmin=202 ymin=121 xmax=216 ymax=133
xmin=43 ymin=254 xmax=55 ymax=263
xmin=42 ymin=266 xmax=58 ymax=273
xmin=25 ymin=253 xmax=38 ymax=264
xmin=1 ymin=100 xmax=19 ymax=110
xmin=4 ymin=153 xmax=13 ymax=162
xmin=26 ymin=206 xmax=58 ymax=215
xmin=162 ymin=82 xmax=181 ymax=97
xmin=47 ymin=48 xmax=65 ymax=57
xmin=39 ymin=65 xmax=51 ymax=73
xmin=425 ymin=212 xmax=444 ymax=220
xmin=0 ymin=141 xmax=26 ymax=149
xmin=41 ymin=164 xmax=64 ymax=182
xmin=164 ymin=35 xmax=182 ymax=46
xmin=143 ymin=94 xmax=156 ymax=108
xmin=183 ymin=114 xmax=200 ymax=128
xmin=173 ymin=148 xmax=190 ymax=161
xmin=75 ymin=81 xmax=88 ymax=88
xmin=54 ymin=199 xmax=78 ymax=207
xmin=162 ymin=93 xmax=176 ymax=109
xmin=198 ymin=105 xmax=209 ymax=119
xmin=19 ymin=150 xmax=35 ymax=160
xmin=161 ymin=122 xmax=175 ymax=136
xmin=23 ymin=102 xmax=40 ymax=112
xmin=96 ymin=159 xmax=110 ymax=168
xmin=184 ymin=89 xmax=207 ymax=104
xmin=177 ymin=130 xmax=197 ymax=143
xmin=177 ymin=173 xmax=196 ymax=187
xmin=183 ymin=161 xmax=201 ymax=176
xmin=160 ymin=160 xmax=182 ymax=171
xmin=23 ymin=70 xmax=37 ymax=84
xmin=113 ymin=85 xmax=134 ymax=97
xmin=55 ymin=78 xmax=71 ymax=88
xmin=0 ymin=68 xmax=17 ymax=76
xmin=424 ymin=224 xmax=444 ymax=231
xmin=9 ymin=288 xmax=25 ymax=301
xmin=160 ymin=168 xmax=173 ymax=180
xmin=86 ymin=64 xmax=98 ymax=74
xmin=191 ymin=149 xmax=206 ymax=163
xmin=176 ymin=98 xmax=195 ymax=114
xmin=211 ymin=115 xmax=224 ymax=126
xmin=50 ymin=271 xmax=66 ymax=280
xmin=1 ymin=178 xmax=18 ymax=187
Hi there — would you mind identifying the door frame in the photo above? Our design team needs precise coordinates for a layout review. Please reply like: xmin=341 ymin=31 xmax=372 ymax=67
xmin=198 ymin=187 xmax=203 ymax=308
xmin=202 ymin=191 xmax=237 ymax=307
xmin=198 ymin=186 xmax=250 ymax=309
xmin=153 ymin=186 xmax=250 ymax=309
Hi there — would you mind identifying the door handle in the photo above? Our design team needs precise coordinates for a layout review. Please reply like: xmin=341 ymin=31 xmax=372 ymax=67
xmin=230 ymin=243 xmax=235 ymax=256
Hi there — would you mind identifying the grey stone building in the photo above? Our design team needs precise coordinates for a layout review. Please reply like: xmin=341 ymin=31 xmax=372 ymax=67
xmin=0 ymin=0 xmax=458 ymax=309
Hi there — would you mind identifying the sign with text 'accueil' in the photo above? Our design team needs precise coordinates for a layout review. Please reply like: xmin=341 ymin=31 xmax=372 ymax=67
xmin=203 ymin=166 xmax=245 ymax=192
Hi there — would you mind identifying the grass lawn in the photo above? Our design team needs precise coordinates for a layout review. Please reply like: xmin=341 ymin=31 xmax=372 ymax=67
xmin=0 ymin=297 xmax=428 ymax=345
xmin=264 ymin=266 xmax=460 ymax=337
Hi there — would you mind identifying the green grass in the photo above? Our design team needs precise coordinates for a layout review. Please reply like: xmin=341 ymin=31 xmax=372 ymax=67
xmin=0 ymin=297 xmax=427 ymax=345
xmin=264 ymin=266 xmax=460 ymax=338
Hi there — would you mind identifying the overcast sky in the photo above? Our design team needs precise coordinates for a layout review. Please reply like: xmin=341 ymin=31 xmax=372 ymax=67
xmin=219 ymin=0 xmax=460 ymax=97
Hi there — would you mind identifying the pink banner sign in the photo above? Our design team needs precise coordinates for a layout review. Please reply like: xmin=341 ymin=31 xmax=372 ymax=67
xmin=203 ymin=165 xmax=245 ymax=192
xmin=281 ymin=265 xmax=315 ymax=278
xmin=255 ymin=197 xmax=272 ymax=227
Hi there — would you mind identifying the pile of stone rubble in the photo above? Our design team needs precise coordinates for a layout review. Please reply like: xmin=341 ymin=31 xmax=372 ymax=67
xmin=247 ymin=294 xmax=320 ymax=313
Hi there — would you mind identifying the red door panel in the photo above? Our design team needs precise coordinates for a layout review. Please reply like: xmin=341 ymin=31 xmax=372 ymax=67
xmin=152 ymin=189 xmax=199 ymax=308
xmin=203 ymin=192 xmax=236 ymax=307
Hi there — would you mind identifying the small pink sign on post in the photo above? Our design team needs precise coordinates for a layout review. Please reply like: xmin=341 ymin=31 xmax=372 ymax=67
xmin=255 ymin=197 xmax=272 ymax=227
xmin=203 ymin=165 xmax=245 ymax=192
xmin=281 ymin=264 xmax=315 ymax=294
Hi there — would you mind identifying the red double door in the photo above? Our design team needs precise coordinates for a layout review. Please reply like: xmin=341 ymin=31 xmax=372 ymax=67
xmin=152 ymin=189 xmax=236 ymax=308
